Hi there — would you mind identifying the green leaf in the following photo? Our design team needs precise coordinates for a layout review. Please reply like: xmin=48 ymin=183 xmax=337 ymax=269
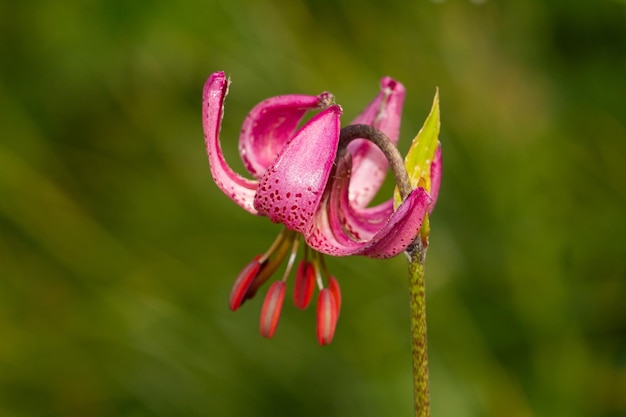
xmin=394 ymin=88 xmax=440 ymax=208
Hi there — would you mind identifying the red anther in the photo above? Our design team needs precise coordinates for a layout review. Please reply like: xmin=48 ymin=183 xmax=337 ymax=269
xmin=259 ymin=281 xmax=286 ymax=339
xmin=293 ymin=261 xmax=315 ymax=309
xmin=316 ymin=289 xmax=338 ymax=345
xmin=229 ymin=255 xmax=263 ymax=311
xmin=327 ymin=276 xmax=341 ymax=316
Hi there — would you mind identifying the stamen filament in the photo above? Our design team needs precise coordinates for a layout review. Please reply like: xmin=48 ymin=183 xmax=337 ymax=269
xmin=318 ymin=253 xmax=331 ymax=285
xmin=280 ymin=236 xmax=301 ymax=282
xmin=245 ymin=228 xmax=298 ymax=299
xmin=259 ymin=227 xmax=291 ymax=264
xmin=311 ymin=250 xmax=325 ymax=290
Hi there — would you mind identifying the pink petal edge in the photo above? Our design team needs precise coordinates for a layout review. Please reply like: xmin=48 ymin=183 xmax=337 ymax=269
xmin=428 ymin=143 xmax=442 ymax=213
xmin=203 ymin=72 xmax=259 ymax=214
xmin=239 ymin=92 xmax=334 ymax=179
xmin=305 ymin=185 xmax=432 ymax=259
xmin=347 ymin=77 xmax=406 ymax=208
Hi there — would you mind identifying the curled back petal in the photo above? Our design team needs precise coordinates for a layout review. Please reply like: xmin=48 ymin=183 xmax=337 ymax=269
xmin=329 ymin=158 xmax=433 ymax=257
xmin=305 ymin=185 xmax=432 ymax=259
xmin=203 ymin=72 xmax=259 ymax=214
xmin=253 ymin=105 xmax=342 ymax=233
xmin=357 ymin=188 xmax=431 ymax=258
xmin=240 ymin=92 xmax=334 ymax=179
xmin=347 ymin=77 xmax=406 ymax=208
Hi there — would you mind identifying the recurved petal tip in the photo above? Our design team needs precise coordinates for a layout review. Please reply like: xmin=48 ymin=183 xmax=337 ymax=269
xmin=239 ymin=92 xmax=336 ymax=179
xmin=347 ymin=76 xmax=407 ymax=208
xmin=203 ymin=71 xmax=260 ymax=214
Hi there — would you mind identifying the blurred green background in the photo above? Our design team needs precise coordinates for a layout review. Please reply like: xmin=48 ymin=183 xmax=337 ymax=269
xmin=1 ymin=0 xmax=625 ymax=416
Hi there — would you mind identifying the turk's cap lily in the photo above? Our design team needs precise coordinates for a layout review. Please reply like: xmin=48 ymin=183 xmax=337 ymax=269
xmin=203 ymin=71 xmax=441 ymax=343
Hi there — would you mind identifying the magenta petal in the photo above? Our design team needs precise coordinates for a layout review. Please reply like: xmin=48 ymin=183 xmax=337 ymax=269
xmin=428 ymin=143 xmax=442 ymax=213
xmin=328 ymin=152 xmax=432 ymax=257
xmin=347 ymin=77 xmax=406 ymax=208
xmin=306 ymin=186 xmax=432 ymax=259
xmin=327 ymin=155 xmax=394 ymax=241
xmin=253 ymin=105 xmax=342 ymax=233
xmin=358 ymin=188 xmax=431 ymax=258
xmin=203 ymin=72 xmax=259 ymax=214
xmin=240 ymin=92 xmax=334 ymax=179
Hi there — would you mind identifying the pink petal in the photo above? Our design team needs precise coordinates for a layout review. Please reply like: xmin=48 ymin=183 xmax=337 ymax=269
xmin=357 ymin=188 xmax=431 ymax=258
xmin=305 ymin=185 xmax=432 ymax=259
xmin=319 ymin=154 xmax=394 ymax=242
xmin=428 ymin=143 xmax=442 ymax=213
xmin=347 ymin=77 xmax=406 ymax=208
xmin=253 ymin=105 xmax=343 ymax=233
xmin=240 ymin=92 xmax=334 ymax=179
xmin=203 ymin=72 xmax=259 ymax=214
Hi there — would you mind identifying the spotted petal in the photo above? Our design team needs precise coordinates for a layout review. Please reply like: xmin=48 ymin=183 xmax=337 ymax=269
xmin=347 ymin=77 xmax=406 ymax=208
xmin=203 ymin=72 xmax=259 ymax=214
xmin=240 ymin=92 xmax=334 ymax=179
xmin=253 ymin=105 xmax=343 ymax=233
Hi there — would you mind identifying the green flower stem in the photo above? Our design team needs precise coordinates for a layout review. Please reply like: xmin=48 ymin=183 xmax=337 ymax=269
xmin=406 ymin=239 xmax=430 ymax=417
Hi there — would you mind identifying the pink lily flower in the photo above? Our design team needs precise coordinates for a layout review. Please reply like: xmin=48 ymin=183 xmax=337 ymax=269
xmin=202 ymin=71 xmax=440 ymax=344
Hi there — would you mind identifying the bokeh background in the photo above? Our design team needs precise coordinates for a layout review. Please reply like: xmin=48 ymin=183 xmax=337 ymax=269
xmin=1 ymin=0 xmax=625 ymax=416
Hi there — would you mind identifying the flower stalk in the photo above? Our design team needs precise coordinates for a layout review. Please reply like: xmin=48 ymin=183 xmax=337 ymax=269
xmin=407 ymin=238 xmax=430 ymax=417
